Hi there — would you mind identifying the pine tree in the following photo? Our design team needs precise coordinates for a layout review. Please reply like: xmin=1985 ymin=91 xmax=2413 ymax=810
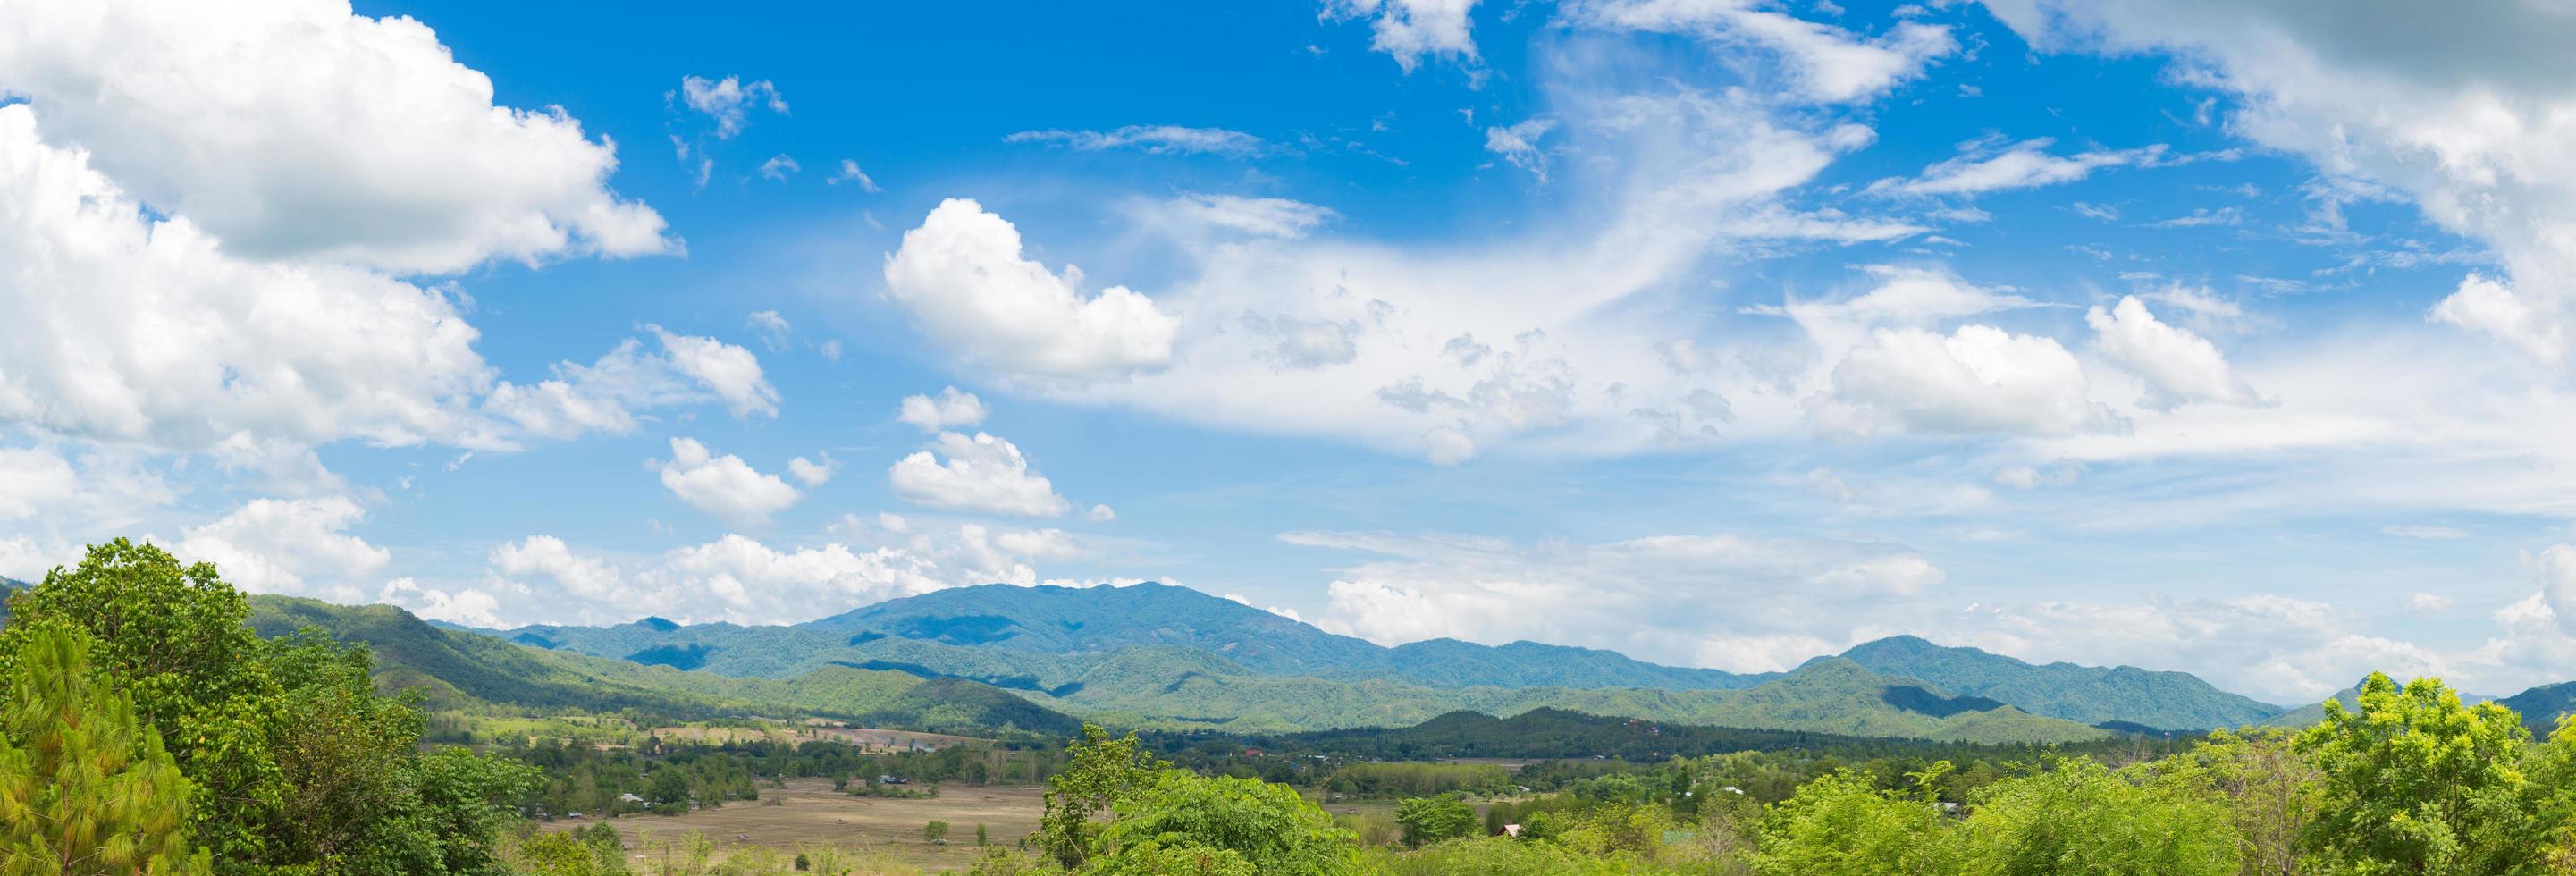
xmin=0 ymin=626 xmax=212 ymax=875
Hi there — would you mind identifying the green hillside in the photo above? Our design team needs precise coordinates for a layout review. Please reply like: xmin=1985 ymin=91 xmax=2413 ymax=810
xmin=1838 ymin=635 xmax=2286 ymax=729
xmin=246 ymin=595 xmax=1082 ymax=737
xmin=1380 ymin=637 xmax=1764 ymax=689
xmin=1031 ymin=649 xmax=2109 ymax=742
xmin=2492 ymin=682 xmax=2576 ymax=737
xmin=812 ymin=582 xmax=1387 ymax=675
xmin=459 ymin=583 xmax=2302 ymax=737
xmin=481 ymin=582 xmax=1772 ymax=692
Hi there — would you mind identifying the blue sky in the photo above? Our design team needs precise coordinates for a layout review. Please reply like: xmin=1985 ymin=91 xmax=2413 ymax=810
xmin=7 ymin=0 xmax=2576 ymax=703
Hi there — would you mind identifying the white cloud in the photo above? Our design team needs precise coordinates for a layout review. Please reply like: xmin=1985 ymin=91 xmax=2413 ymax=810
xmin=829 ymin=159 xmax=881 ymax=192
xmin=677 ymin=75 xmax=787 ymax=139
xmin=1087 ymin=504 xmax=1118 ymax=522
xmin=462 ymin=526 xmax=1077 ymax=626
xmin=758 ymin=154 xmax=800 ymax=181
xmin=883 ymin=198 xmax=1180 ymax=382
xmin=787 ymin=453 xmax=837 ymax=487
xmin=1321 ymin=0 xmax=1482 ymax=72
xmin=1567 ymin=0 xmax=1956 ymax=103
xmin=1818 ymin=324 xmax=2109 ymax=437
xmin=482 ymin=328 xmax=780 ymax=442
xmin=1940 ymin=593 xmax=2446 ymax=703
xmin=1137 ymin=194 xmax=1339 ymax=239
xmin=2433 ymin=274 xmax=2561 ymax=363
xmin=1484 ymin=118 xmax=1558 ymax=181
xmin=491 ymin=535 xmax=627 ymax=601
xmin=650 ymin=326 xmax=779 ymax=418
xmin=655 ymin=437 xmax=801 ymax=527
xmin=2540 ymin=544 xmax=2576 ymax=635
xmin=2086 ymin=296 xmax=2260 ymax=409
xmin=1872 ymin=138 xmax=2168 ymax=197
xmin=897 ymin=387 xmax=989 ymax=432
xmin=381 ymin=577 xmax=503 ymax=628
xmin=0 ymin=105 xmax=492 ymax=451
xmin=1985 ymin=0 xmax=2576 ymax=366
xmin=1045 ymin=79 xmax=1917 ymax=462
xmin=2383 ymin=525 xmax=2469 ymax=541
xmin=1003 ymin=125 xmax=1267 ymax=157
xmin=746 ymin=311 xmax=792 ymax=351
xmin=1292 ymin=529 xmax=1943 ymax=672
xmin=887 ymin=431 xmax=1073 ymax=518
xmin=2406 ymin=593 xmax=2455 ymax=613
xmin=178 ymin=496 xmax=391 ymax=601
xmin=0 ymin=448 xmax=82 ymax=521
xmin=0 ymin=0 xmax=670 ymax=274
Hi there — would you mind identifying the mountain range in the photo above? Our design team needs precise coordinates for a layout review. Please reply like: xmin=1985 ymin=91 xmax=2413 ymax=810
xmin=21 ymin=572 xmax=2572 ymax=744
xmin=465 ymin=581 xmax=2296 ymax=737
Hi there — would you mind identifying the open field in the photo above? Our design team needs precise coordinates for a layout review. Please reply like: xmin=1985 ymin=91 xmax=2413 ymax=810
xmin=644 ymin=725 xmax=984 ymax=751
xmin=541 ymin=778 xmax=1045 ymax=872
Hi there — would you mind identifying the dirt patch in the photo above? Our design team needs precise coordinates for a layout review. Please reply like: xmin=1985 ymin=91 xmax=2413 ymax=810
xmin=542 ymin=778 xmax=1044 ymax=872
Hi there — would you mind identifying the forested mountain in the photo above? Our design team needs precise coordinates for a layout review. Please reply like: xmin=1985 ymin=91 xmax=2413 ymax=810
xmin=468 ymin=581 xmax=2300 ymax=734
xmin=1836 ymin=635 xmax=2286 ymax=729
xmin=248 ymin=595 xmax=1082 ymax=737
xmin=2501 ymin=681 xmax=2576 ymax=737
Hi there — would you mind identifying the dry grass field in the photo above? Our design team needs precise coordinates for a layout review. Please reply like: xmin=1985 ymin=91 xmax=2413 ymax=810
xmin=541 ymin=778 xmax=1046 ymax=872
xmin=643 ymin=726 xmax=983 ymax=752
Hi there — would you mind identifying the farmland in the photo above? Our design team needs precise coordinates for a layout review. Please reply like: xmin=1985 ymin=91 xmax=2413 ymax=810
xmin=540 ymin=779 xmax=1046 ymax=871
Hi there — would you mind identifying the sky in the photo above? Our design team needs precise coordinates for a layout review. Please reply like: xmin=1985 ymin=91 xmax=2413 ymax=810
xmin=7 ymin=0 xmax=2576 ymax=704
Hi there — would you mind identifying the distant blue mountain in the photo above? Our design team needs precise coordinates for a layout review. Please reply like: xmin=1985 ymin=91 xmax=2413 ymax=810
xmin=467 ymin=580 xmax=2308 ymax=731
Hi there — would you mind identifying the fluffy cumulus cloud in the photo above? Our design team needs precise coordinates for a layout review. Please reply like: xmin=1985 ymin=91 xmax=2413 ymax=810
xmin=441 ymin=525 xmax=1090 ymax=627
xmin=1292 ymin=529 xmax=1943 ymax=672
xmin=0 ymin=0 xmax=669 ymax=274
xmin=177 ymin=496 xmax=392 ymax=602
xmin=654 ymin=438 xmax=801 ymax=527
xmin=0 ymin=106 xmax=492 ymax=451
xmin=0 ymin=0 xmax=737 ymax=508
xmin=887 ymin=432 xmax=1074 ymax=518
xmin=1983 ymin=0 xmax=2576 ymax=366
xmin=1322 ymin=0 xmax=1482 ymax=72
xmin=1817 ymin=324 xmax=2108 ymax=437
xmin=883 ymin=199 xmax=1181 ymax=382
xmin=897 ymin=387 xmax=989 ymax=432
xmin=2086 ymin=296 xmax=2260 ymax=409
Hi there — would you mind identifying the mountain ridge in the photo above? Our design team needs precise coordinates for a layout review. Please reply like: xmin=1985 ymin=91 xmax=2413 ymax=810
xmin=467 ymin=580 xmax=2292 ymax=732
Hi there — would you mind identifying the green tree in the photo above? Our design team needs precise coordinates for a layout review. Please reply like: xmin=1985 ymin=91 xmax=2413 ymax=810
xmin=0 ymin=627 xmax=213 ymax=875
xmin=1951 ymin=755 xmax=2238 ymax=876
xmin=1748 ymin=770 xmax=1956 ymax=876
xmin=977 ymin=822 xmax=990 ymax=846
xmin=1098 ymin=771 xmax=1361 ymax=875
xmin=650 ymin=769 xmax=693 ymax=809
xmin=1393 ymin=794 xmax=1477 ymax=847
xmin=0 ymin=540 xmax=539 ymax=875
xmin=2294 ymin=672 xmax=2542 ymax=874
xmin=927 ymin=821 xmax=952 ymax=843
xmin=0 ymin=540 xmax=282 ymax=867
xmin=2140 ymin=728 xmax=2315 ymax=876
xmin=1037 ymin=723 xmax=1166 ymax=868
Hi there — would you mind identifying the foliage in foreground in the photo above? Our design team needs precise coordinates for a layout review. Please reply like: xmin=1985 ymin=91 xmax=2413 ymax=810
xmin=0 ymin=540 xmax=535 ymax=875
